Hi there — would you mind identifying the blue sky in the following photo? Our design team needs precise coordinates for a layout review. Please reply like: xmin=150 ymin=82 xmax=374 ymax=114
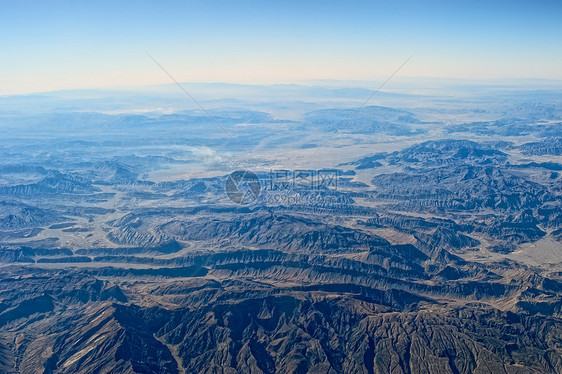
xmin=1 ymin=0 xmax=561 ymax=94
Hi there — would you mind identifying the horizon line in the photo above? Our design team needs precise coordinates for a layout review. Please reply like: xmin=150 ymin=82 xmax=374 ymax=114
xmin=2 ymin=76 xmax=562 ymax=97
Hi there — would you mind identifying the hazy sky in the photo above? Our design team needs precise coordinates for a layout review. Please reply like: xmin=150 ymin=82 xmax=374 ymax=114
xmin=1 ymin=0 xmax=561 ymax=94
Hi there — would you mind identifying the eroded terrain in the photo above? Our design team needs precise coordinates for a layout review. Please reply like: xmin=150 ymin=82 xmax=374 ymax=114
xmin=0 ymin=85 xmax=561 ymax=373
